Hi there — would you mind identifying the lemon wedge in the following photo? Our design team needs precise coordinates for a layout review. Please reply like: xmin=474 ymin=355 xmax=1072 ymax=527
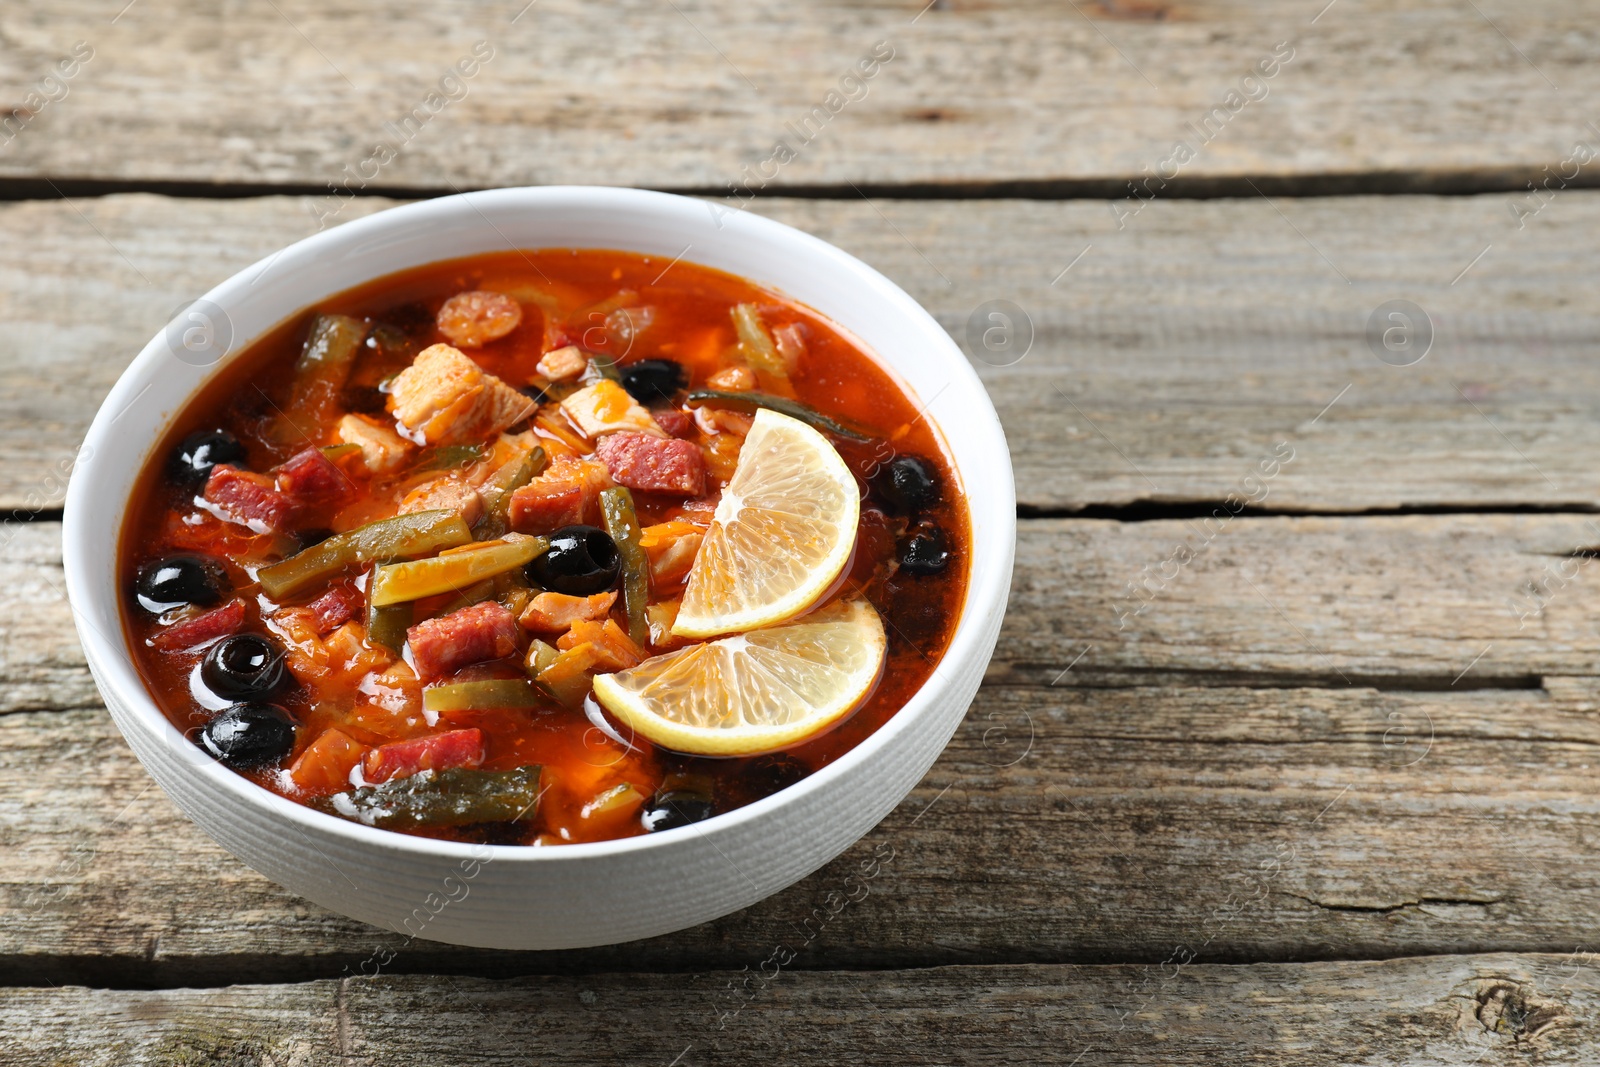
xmin=592 ymin=599 xmax=886 ymax=756
xmin=673 ymin=408 xmax=859 ymax=638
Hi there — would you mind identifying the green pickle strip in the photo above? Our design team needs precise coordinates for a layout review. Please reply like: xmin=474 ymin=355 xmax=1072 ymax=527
xmin=599 ymin=486 xmax=650 ymax=647
xmin=320 ymin=765 xmax=544 ymax=830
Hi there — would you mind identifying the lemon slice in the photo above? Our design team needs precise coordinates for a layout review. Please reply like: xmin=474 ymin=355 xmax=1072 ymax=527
xmin=673 ymin=407 xmax=859 ymax=638
xmin=592 ymin=599 xmax=886 ymax=756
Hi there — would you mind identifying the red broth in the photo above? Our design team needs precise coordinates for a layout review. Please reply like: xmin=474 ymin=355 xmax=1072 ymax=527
xmin=120 ymin=250 xmax=968 ymax=845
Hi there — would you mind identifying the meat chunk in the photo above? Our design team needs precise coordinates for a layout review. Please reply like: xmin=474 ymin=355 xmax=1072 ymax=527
xmin=275 ymin=446 xmax=354 ymax=502
xmin=406 ymin=601 xmax=521 ymax=681
xmin=150 ymin=599 xmax=248 ymax=652
xmin=557 ymin=618 xmax=645 ymax=671
xmin=336 ymin=413 xmax=412 ymax=474
xmin=596 ymin=431 xmax=707 ymax=496
xmin=508 ymin=481 xmax=584 ymax=533
xmin=651 ymin=407 xmax=694 ymax=439
xmin=560 ymin=379 xmax=665 ymax=439
xmin=399 ymin=475 xmax=485 ymax=528
xmin=387 ymin=343 xmax=536 ymax=446
xmin=203 ymin=465 xmax=295 ymax=533
xmin=518 ymin=590 xmax=617 ymax=633
xmin=362 ymin=728 xmax=485 ymax=784
xmin=307 ymin=586 xmax=362 ymax=636
xmin=640 ymin=520 xmax=705 ymax=589
xmin=507 ymin=455 xmax=612 ymax=533
xmin=706 ymin=365 xmax=757 ymax=392
xmin=436 ymin=291 xmax=523 ymax=348
xmin=535 ymin=345 xmax=587 ymax=382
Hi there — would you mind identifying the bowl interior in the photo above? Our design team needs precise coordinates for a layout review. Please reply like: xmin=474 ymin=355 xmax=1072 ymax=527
xmin=63 ymin=186 xmax=1016 ymax=861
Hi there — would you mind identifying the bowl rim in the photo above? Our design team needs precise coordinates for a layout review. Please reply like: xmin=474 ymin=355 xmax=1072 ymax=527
xmin=62 ymin=185 xmax=1016 ymax=865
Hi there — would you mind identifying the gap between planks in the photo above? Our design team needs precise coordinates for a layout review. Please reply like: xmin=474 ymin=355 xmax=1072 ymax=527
xmin=3 ymin=166 xmax=1598 ymax=205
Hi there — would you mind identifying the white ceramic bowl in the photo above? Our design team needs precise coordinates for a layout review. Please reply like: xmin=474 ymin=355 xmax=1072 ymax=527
xmin=62 ymin=187 xmax=1015 ymax=949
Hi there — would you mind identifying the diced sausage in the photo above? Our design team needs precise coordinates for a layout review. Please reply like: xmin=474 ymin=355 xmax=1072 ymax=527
xmin=203 ymin=465 xmax=295 ymax=533
xmin=307 ymin=585 xmax=362 ymax=636
xmin=388 ymin=344 xmax=536 ymax=446
xmin=595 ymin=431 xmax=707 ymax=495
xmin=508 ymin=481 xmax=585 ymax=534
xmin=276 ymin=446 xmax=354 ymax=502
xmin=362 ymin=727 xmax=485 ymax=783
xmin=651 ymin=407 xmax=694 ymax=438
xmin=518 ymin=590 xmax=617 ymax=633
xmin=149 ymin=599 xmax=248 ymax=652
xmin=436 ymin=291 xmax=523 ymax=348
xmin=406 ymin=601 xmax=521 ymax=681
xmin=336 ymin=413 xmax=412 ymax=474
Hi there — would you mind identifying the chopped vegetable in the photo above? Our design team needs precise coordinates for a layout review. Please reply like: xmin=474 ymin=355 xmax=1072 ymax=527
xmin=423 ymin=677 xmax=544 ymax=713
xmin=437 ymin=578 xmax=498 ymax=615
xmin=476 ymin=446 xmax=548 ymax=540
xmin=581 ymin=782 xmax=645 ymax=821
xmin=369 ymin=533 xmax=549 ymax=607
xmin=531 ymin=641 xmax=598 ymax=709
xmin=599 ymin=487 xmax=650 ymax=646
xmin=519 ymin=589 xmax=617 ymax=633
xmin=731 ymin=304 xmax=792 ymax=394
xmin=285 ymin=313 xmax=365 ymax=417
xmin=586 ymin=352 xmax=624 ymax=384
xmin=558 ymin=618 xmax=645 ymax=671
xmin=288 ymin=728 xmax=368 ymax=794
xmin=414 ymin=444 xmax=484 ymax=472
xmin=321 ymin=765 xmax=543 ymax=829
xmin=365 ymin=572 xmax=412 ymax=655
xmin=686 ymin=389 xmax=872 ymax=442
xmin=258 ymin=510 xmax=474 ymax=599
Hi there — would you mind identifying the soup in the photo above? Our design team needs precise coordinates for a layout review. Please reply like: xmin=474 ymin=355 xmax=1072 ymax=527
xmin=120 ymin=250 xmax=968 ymax=845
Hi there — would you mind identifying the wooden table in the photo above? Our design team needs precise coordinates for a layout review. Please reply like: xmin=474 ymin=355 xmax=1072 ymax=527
xmin=6 ymin=1 xmax=1600 ymax=1062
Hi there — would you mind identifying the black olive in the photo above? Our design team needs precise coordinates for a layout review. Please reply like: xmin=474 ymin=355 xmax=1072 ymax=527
xmin=641 ymin=790 xmax=715 ymax=832
xmin=134 ymin=555 xmax=229 ymax=614
xmin=291 ymin=527 xmax=336 ymax=552
xmin=742 ymin=753 xmax=808 ymax=795
xmin=872 ymin=455 xmax=939 ymax=513
xmin=519 ymin=384 xmax=549 ymax=406
xmin=200 ymin=703 xmax=296 ymax=768
xmin=898 ymin=523 xmax=951 ymax=576
xmin=528 ymin=524 xmax=621 ymax=596
xmin=620 ymin=359 xmax=687 ymax=403
xmin=200 ymin=634 xmax=290 ymax=701
xmin=167 ymin=429 xmax=246 ymax=488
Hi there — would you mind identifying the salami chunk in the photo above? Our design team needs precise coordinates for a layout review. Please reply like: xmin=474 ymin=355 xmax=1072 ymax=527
xmin=406 ymin=601 xmax=521 ymax=681
xmin=203 ymin=466 xmax=295 ymax=533
xmin=595 ymin=431 xmax=707 ymax=495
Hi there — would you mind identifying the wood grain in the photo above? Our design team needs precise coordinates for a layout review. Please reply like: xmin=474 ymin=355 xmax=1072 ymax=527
xmin=8 ymin=954 xmax=1598 ymax=1065
xmin=6 ymin=192 xmax=1600 ymax=512
xmin=0 ymin=1 xmax=1594 ymax=193
xmin=10 ymin=666 xmax=1600 ymax=983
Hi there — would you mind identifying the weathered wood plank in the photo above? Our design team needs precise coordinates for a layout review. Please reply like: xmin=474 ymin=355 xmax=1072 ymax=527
xmin=5 ymin=192 xmax=1600 ymax=512
xmin=1 ymin=1 xmax=1593 ymax=193
xmin=7 ymin=955 xmax=1597 ymax=1065
xmin=15 ymin=512 xmax=1600 ymax=714
xmin=10 ymin=673 xmax=1600 ymax=982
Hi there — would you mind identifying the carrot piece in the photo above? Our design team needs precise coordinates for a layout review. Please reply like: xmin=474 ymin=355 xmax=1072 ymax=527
xmin=288 ymin=728 xmax=368 ymax=795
